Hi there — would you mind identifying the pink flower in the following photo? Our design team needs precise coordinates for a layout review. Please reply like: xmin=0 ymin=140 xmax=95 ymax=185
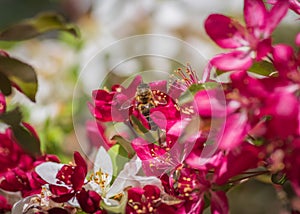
xmin=161 ymin=164 xmax=229 ymax=214
xmin=268 ymin=0 xmax=300 ymax=14
xmin=89 ymin=76 xmax=142 ymax=122
xmin=126 ymin=185 xmax=175 ymax=214
xmin=90 ymin=75 xmax=182 ymax=131
xmin=203 ymin=0 xmax=289 ymax=78
xmin=0 ymin=125 xmax=60 ymax=198
xmin=0 ymin=168 xmax=29 ymax=192
xmin=132 ymin=119 xmax=204 ymax=176
xmin=0 ymin=129 xmax=33 ymax=174
xmin=36 ymin=152 xmax=88 ymax=203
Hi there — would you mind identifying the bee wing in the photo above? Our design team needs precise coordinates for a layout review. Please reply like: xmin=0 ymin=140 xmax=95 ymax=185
xmin=120 ymin=96 xmax=135 ymax=110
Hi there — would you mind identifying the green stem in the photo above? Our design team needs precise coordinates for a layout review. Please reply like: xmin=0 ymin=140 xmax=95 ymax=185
xmin=228 ymin=170 xmax=269 ymax=184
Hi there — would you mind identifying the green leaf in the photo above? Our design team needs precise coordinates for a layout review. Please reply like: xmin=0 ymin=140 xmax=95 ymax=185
xmin=129 ymin=115 xmax=156 ymax=143
xmin=178 ymin=82 xmax=219 ymax=105
xmin=0 ymin=107 xmax=22 ymax=126
xmin=215 ymin=69 xmax=226 ymax=76
xmin=0 ymin=55 xmax=37 ymax=101
xmin=0 ymin=72 xmax=12 ymax=95
xmin=130 ymin=115 xmax=149 ymax=134
xmin=111 ymin=135 xmax=135 ymax=158
xmin=108 ymin=144 xmax=129 ymax=179
xmin=188 ymin=82 xmax=219 ymax=94
xmin=0 ymin=107 xmax=41 ymax=156
xmin=11 ymin=124 xmax=41 ymax=156
xmin=248 ymin=61 xmax=277 ymax=77
xmin=0 ymin=12 xmax=80 ymax=41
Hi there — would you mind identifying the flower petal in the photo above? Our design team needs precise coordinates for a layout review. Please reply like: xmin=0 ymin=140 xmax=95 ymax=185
xmin=86 ymin=120 xmax=112 ymax=150
xmin=107 ymin=156 xmax=162 ymax=198
xmin=261 ymin=91 xmax=299 ymax=138
xmin=244 ymin=0 xmax=267 ymax=30
xmin=215 ymin=143 xmax=260 ymax=184
xmin=11 ymin=195 xmax=35 ymax=214
xmin=74 ymin=152 xmax=87 ymax=176
xmin=211 ymin=51 xmax=253 ymax=71
xmin=296 ymin=32 xmax=300 ymax=47
xmin=272 ymin=44 xmax=296 ymax=76
xmin=35 ymin=162 xmax=64 ymax=185
xmin=194 ymin=89 xmax=227 ymax=118
xmin=265 ymin=0 xmax=289 ymax=36
xmin=290 ymin=0 xmax=300 ymax=15
xmin=76 ymin=189 xmax=101 ymax=213
xmin=210 ymin=191 xmax=229 ymax=214
xmin=205 ymin=14 xmax=246 ymax=49
xmin=217 ymin=112 xmax=249 ymax=150
xmin=256 ymin=38 xmax=272 ymax=60
xmin=149 ymin=80 xmax=167 ymax=93
xmin=94 ymin=147 xmax=113 ymax=184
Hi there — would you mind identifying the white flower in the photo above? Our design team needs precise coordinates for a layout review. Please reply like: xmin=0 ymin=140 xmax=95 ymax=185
xmin=88 ymin=146 xmax=162 ymax=205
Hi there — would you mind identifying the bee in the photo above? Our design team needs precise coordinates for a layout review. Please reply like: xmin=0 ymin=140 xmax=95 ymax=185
xmin=135 ymin=83 xmax=158 ymax=130
xmin=121 ymin=82 xmax=167 ymax=131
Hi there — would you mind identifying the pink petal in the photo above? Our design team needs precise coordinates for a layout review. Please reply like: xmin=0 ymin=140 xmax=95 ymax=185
xmin=194 ymin=89 xmax=227 ymax=118
xmin=86 ymin=121 xmax=111 ymax=150
xmin=296 ymin=32 xmax=300 ymax=47
xmin=217 ymin=113 xmax=249 ymax=150
xmin=205 ymin=14 xmax=246 ymax=49
xmin=215 ymin=143 xmax=260 ymax=184
xmin=202 ymin=62 xmax=213 ymax=82
xmin=265 ymin=0 xmax=289 ymax=36
xmin=261 ymin=91 xmax=299 ymax=138
xmin=211 ymin=51 xmax=253 ymax=71
xmin=50 ymin=192 xmax=75 ymax=203
xmin=122 ymin=75 xmax=142 ymax=98
xmin=210 ymin=191 xmax=229 ymax=214
xmin=131 ymin=138 xmax=157 ymax=160
xmin=256 ymin=38 xmax=272 ymax=60
xmin=143 ymin=185 xmax=161 ymax=199
xmin=290 ymin=0 xmax=300 ymax=15
xmin=272 ymin=44 xmax=296 ymax=75
xmin=92 ymin=89 xmax=114 ymax=102
xmin=71 ymin=166 xmax=86 ymax=191
xmin=230 ymin=70 xmax=268 ymax=99
xmin=244 ymin=0 xmax=267 ymax=30
xmin=74 ymin=152 xmax=87 ymax=175
xmin=76 ymin=189 xmax=101 ymax=213
xmin=149 ymin=80 xmax=167 ymax=93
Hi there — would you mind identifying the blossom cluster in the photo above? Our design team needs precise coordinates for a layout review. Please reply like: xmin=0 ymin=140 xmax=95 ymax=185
xmin=0 ymin=0 xmax=299 ymax=213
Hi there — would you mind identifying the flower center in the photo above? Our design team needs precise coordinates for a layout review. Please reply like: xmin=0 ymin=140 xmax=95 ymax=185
xmin=89 ymin=168 xmax=110 ymax=196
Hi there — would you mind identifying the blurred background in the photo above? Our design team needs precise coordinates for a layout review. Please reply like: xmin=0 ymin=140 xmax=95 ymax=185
xmin=0 ymin=0 xmax=298 ymax=213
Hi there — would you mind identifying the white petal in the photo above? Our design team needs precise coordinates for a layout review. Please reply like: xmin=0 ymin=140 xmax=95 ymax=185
xmin=106 ymin=156 xmax=162 ymax=198
xmin=94 ymin=147 xmax=113 ymax=184
xmin=68 ymin=197 xmax=80 ymax=207
xmin=12 ymin=195 xmax=38 ymax=214
xmin=35 ymin=162 xmax=64 ymax=185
